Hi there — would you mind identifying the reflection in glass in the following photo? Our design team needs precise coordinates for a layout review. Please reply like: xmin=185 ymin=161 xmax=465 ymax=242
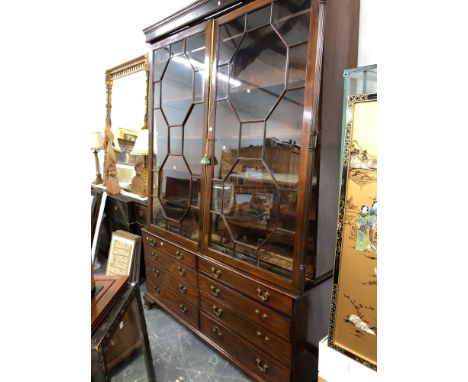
xmin=240 ymin=122 xmax=264 ymax=157
xmin=184 ymin=104 xmax=204 ymax=176
xmin=194 ymin=70 xmax=205 ymax=103
xmin=153 ymin=109 xmax=168 ymax=168
xmin=180 ymin=208 xmax=200 ymax=240
xmin=211 ymin=180 xmax=223 ymax=213
xmin=229 ymin=25 xmax=286 ymax=121
xmin=160 ymin=156 xmax=190 ymax=221
xmin=210 ymin=213 xmax=234 ymax=256
xmin=265 ymin=88 xmax=304 ymax=187
xmin=153 ymin=81 xmax=160 ymax=108
xmin=258 ymin=230 xmax=295 ymax=275
xmin=161 ymin=56 xmax=194 ymax=126
xmin=186 ymin=33 xmax=206 ymax=69
xmin=190 ymin=177 xmax=201 ymax=207
xmin=216 ymin=64 xmax=229 ymax=100
xmin=171 ymin=40 xmax=184 ymax=56
xmin=246 ymin=5 xmax=271 ymax=30
xmin=279 ymin=190 xmax=298 ymax=231
xmin=152 ymin=197 xmax=165 ymax=228
xmin=272 ymin=0 xmax=311 ymax=46
xmin=169 ymin=126 xmax=183 ymax=155
xmin=214 ymin=100 xmax=240 ymax=180
xmin=288 ymin=42 xmax=308 ymax=88
xmin=218 ymin=16 xmax=245 ymax=65
xmin=153 ymin=47 xmax=170 ymax=81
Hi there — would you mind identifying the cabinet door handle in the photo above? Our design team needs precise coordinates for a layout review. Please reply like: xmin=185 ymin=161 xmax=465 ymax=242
xmin=256 ymin=287 xmax=270 ymax=302
xmin=177 ymin=266 xmax=186 ymax=276
xmin=179 ymin=304 xmax=187 ymax=314
xmin=212 ymin=325 xmax=222 ymax=337
xmin=212 ymin=304 xmax=223 ymax=317
xmin=210 ymin=285 xmax=220 ymax=297
xmin=256 ymin=358 xmax=269 ymax=373
xmin=151 ymin=252 xmax=158 ymax=260
xmin=175 ymin=250 xmax=183 ymax=260
xmin=113 ymin=206 xmax=119 ymax=212
xmin=152 ymin=268 xmax=160 ymax=277
xmin=254 ymin=309 xmax=268 ymax=321
xmin=178 ymin=284 xmax=187 ymax=294
xmin=211 ymin=267 xmax=222 ymax=279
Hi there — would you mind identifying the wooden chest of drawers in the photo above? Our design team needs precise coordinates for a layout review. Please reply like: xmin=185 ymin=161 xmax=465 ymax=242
xmin=142 ymin=229 xmax=333 ymax=382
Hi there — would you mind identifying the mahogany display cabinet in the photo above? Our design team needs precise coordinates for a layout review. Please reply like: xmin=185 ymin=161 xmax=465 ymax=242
xmin=141 ymin=0 xmax=360 ymax=380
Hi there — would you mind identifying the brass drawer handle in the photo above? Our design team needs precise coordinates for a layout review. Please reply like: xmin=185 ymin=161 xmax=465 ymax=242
xmin=178 ymin=284 xmax=187 ymax=294
xmin=256 ymin=287 xmax=271 ymax=302
xmin=256 ymin=330 xmax=269 ymax=342
xmin=177 ymin=266 xmax=186 ymax=276
xmin=179 ymin=304 xmax=187 ymax=314
xmin=160 ymin=241 xmax=164 ymax=246
xmin=138 ymin=210 xmax=144 ymax=217
xmin=212 ymin=304 xmax=223 ymax=317
xmin=152 ymin=268 xmax=160 ymax=277
xmin=254 ymin=309 xmax=268 ymax=321
xmin=153 ymin=285 xmax=160 ymax=294
xmin=151 ymin=252 xmax=158 ymax=260
xmin=175 ymin=250 xmax=183 ymax=260
xmin=211 ymin=267 xmax=222 ymax=279
xmin=210 ymin=285 xmax=220 ymax=297
xmin=256 ymin=358 xmax=269 ymax=373
xmin=212 ymin=325 xmax=222 ymax=337
xmin=113 ymin=206 xmax=119 ymax=212
xmin=146 ymin=237 xmax=155 ymax=247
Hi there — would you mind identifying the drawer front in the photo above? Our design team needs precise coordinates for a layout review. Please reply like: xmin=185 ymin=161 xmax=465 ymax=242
xmin=108 ymin=198 xmax=130 ymax=222
xmin=134 ymin=203 xmax=147 ymax=225
xmin=199 ymin=275 xmax=291 ymax=341
xmin=200 ymin=313 xmax=291 ymax=382
xmin=199 ymin=257 xmax=293 ymax=316
xmin=143 ymin=245 xmax=198 ymax=287
xmin=147 ymin=277 xmax=199 ymax=329
xmin=145 ymin=258 xmax=198 ymax=306
xmin=143 ymin=232 xmax=196 ymax=268
xmin=200 ymin=293 xmax=291 ymax=365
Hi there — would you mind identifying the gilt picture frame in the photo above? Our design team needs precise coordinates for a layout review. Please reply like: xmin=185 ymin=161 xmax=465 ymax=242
xmin=328 ymin=91 xmax=378 ymax=370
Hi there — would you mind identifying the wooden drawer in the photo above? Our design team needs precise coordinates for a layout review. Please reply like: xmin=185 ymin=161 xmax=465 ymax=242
xmin=143 ymin=245 xmax=198 ymax=287
xmin=107 ymin=198 xmax=131 ymax=222
xmin=199 ymin=275 xmax=291 ymax=341
xmin=200 ymin=293 xmax=291 ymax=366
xmin=200 ymin=312 xmax=291 ymax=382
xmin=199 ymin=257 xmax=293 ymax=316
xmin=143 ymin=232 xmax=196 ymax=268
xmin=146 ymin=277 xmax=199 ymax=329
xmin=134 ymin=203 xmax=147 ymax=225
xmin=145 ymin=258 xmax=198 ymax=306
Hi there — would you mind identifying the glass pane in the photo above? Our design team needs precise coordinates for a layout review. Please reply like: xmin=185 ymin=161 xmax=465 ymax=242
xmin=171 ymin=40 xmax=184 ymax=56
xmin=279 ymin=190 xmax=297 ymax=231
xmin=194 ymin=70 xmax=205 ymax=103
xmin=265 ymin=88 xmax=304 ymax=188
xmin=247 ymin=5 xmax=271 ymax=30
xmin=223 ymin=160 xmax=278 ymax=246
xmin=214 ymin=100 xmax=240 ymax=180
xmin=160 ymin=156 xmax=190 ymax=221
xmin=272 ymin=0 xmax=311 ymax=46
xmin=209 ymin=213 xmax=234 ymax=256
xmin=288 ymin=42 xmax=308 ymax=89
xmin=180 ymin=207 xmax=200 ymax=241
xmin=169 ymin=126 xmax=183 ymax=155
xmin=167 ymin=219 xmax=179 ymax=234
xmin=153 ymin=109 xmax=168 ymax=169
xmin=153 ymin=81 xmax=160 ymax=109
xmin=216 ymin=64 xmax=229 ymax=100
xmin=151 ymin=170 xmax=158 ymax=198
xmin=153 ymin=47 xmax=170 ymax=81
xmin=229 ymin=25 xmax=286 ymax=121
xmin=184 ymin=104 xmax=204 ymax=176
xmin=161 ymin=56 xmax=194 ymax=126
xmin=190 ymin=177 xmax=201 ymax=207
xmin=218 ymin=16 xmax=245 ymax=65
xmin=186 ymin=33 xmax=206 ymax=69
xmin=240 ymin=122 xmax=264 ymax=158
xmin=258 ymin=230 xmax=295 ymax=276
xmin=234 ymin=243 xmax=257 ymax=265
xmin=152 ymin=196 xmax=165 ymax=228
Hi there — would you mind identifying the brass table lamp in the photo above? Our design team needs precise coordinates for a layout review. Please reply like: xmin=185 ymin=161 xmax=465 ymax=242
xmin=91 ymin=132 xmax=104 ymax=185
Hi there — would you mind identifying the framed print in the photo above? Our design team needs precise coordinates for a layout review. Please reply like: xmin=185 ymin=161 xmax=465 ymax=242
xmin=106 ymin=232 xmax=137 ymax=277
xmin=328 ymin=91 xmax=377 ymax=370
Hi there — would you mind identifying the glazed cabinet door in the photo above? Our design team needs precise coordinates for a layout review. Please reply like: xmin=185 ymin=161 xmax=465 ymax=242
xmin=149 ymin=22 xmax=210 ymax=250
xmin=205 ymin=0 xmax=320 ymax=286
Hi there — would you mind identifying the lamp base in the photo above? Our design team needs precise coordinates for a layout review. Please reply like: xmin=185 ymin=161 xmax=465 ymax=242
xmin=93 ymin=174 xmax=103 ymax=185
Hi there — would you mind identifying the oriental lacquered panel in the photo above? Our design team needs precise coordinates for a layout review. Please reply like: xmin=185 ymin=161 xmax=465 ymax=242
xmin=329 ymin=93 xmax=377 ymax=370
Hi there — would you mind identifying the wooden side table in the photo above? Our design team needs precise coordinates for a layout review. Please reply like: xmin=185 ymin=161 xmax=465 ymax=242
xmin=91 ymin=276 xmax=156 ymax=381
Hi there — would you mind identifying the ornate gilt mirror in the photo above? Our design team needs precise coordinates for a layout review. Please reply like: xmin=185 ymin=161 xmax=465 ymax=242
xmin=103 ymin=55 xmax=150 ymax=195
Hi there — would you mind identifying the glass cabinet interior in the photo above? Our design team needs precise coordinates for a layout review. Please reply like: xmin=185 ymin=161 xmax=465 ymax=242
xmin=149 ymin=0 xmax=320 ymax=286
